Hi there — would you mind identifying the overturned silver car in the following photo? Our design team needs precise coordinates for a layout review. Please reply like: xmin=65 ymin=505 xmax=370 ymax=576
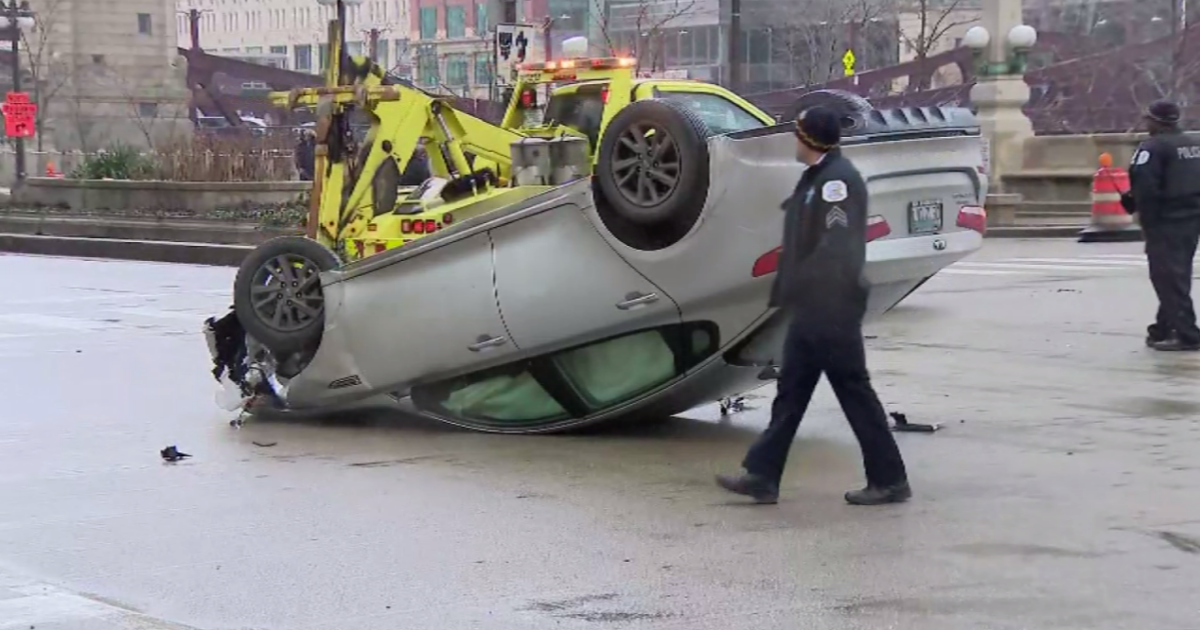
xmin=206 ymin=100 xmax=987 ymax=433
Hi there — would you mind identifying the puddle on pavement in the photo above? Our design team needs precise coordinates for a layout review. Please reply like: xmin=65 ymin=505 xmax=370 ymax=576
xmin=1119 ymin=397 xmax=1200 ymax=418
xmin=946 ymin=542 xmax=1105 ymax=559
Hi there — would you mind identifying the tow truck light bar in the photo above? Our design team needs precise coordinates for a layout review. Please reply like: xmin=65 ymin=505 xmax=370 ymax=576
xmin=520 ymin=57 xmax=636 ymax=73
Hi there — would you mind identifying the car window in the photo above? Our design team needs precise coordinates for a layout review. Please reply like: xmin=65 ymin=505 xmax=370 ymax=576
xmin=544 ymin=85 xmax=606 ymax=146
xmin=411 ymin=323 xmax=719 ymax=429
xmin=550 ymin=329 xmax=677 ymax=408
xmin=415 ymin=362 xmax=571 ymax=428
xmin=656 ymin=91 xmax=765 ymax=135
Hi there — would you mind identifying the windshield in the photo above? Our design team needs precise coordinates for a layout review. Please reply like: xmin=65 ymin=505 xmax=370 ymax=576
xmin=657 ymin=91 xmax=765 ymax=135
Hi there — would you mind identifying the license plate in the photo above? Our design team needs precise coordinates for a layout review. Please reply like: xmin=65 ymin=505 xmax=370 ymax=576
xmin=908 ymin=199 xmax=944 ymax=234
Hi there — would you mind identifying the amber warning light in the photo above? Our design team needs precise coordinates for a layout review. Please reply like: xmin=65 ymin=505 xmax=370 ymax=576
xmin=519 ymin=57 xmax=637 ymax=73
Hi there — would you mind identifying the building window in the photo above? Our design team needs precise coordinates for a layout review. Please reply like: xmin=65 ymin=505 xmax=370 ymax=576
xmin=445 ymin=53 xmax=468 ymax=85
xmin=295 ymin=44 xmax=313 ymax=72
xmin=475 ymin=3 xmax=488 ymax=35
xmin=395 ymin=39 xmax=409 ymax=64
xmin=419 ymin=7 xmax=437 ymax=39
xmin=319 ymin=44 xmax=329 ymax=71
xmin=417 ymin=47 xmax=439 ymax=87
xmin=473 ymin=52 xmax=491 ymax=85
xmin=446 ymin=6 xmax=466 ymax=39
xmin=347 ymin=41 xmax=364 ymax=56
xmin=137 ymin=13 xmax=152 ymax=35
xmin=137 ymin=102 xmax=159 ymax=118
xmin=377 ymin=41 xmax=390 ymax=70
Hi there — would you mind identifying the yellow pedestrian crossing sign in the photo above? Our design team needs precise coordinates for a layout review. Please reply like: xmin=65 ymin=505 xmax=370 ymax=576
xmin=842 ymin=49 xmax=856 ymax=76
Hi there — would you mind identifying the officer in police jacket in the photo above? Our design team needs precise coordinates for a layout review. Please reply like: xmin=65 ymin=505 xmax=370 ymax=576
xmin=1123 ymin=100 xmax=1200 ymax=351
xmin=716 ymin=106 xmax=910 ymax=506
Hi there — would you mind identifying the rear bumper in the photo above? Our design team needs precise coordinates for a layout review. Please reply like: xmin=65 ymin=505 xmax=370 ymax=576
xmin=865 ymin=229 xmax=981 ymax=285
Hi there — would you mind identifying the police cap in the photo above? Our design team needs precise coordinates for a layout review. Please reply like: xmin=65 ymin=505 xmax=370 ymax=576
xmin=795 ymin=106 xmax=841 ymax=151
xmin=1146 ymin=99 xmax=1182 ymax=125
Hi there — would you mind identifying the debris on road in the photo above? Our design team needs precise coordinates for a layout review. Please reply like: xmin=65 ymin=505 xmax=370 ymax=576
xmin=252 ymin=441 xmax=278 ymax=448
xmin=718 ymin=396 xmax=748 ymax=415
xmin=160 ymin=446 xmax=191 ymax=462
xmin=889 ymin=411 xmax=941 ymax=433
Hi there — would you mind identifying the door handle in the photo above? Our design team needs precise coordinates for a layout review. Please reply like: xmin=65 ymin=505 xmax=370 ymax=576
xmin=616 ymin=292 xmax=660 ymax=310
xmin=468 ymin=335 xmax=508 ymax=352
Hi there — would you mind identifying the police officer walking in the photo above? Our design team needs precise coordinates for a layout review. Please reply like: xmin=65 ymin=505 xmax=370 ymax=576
xmin=1124 ymin=100 xmax=1200 ymax=352
xmin=715 ymin=106 xmax=910 ymax=506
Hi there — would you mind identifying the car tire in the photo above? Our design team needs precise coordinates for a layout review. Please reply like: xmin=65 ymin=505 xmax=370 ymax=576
xmin=233 ymin=236 xmax=342 ymax=359
xmin=783 ymin=89 xmax=873 ymax=133
xmin=595 ymin=98 xmax=712 ymax=250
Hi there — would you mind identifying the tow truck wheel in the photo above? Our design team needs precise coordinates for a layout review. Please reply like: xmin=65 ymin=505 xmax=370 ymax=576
xmin=595 ymin=99 xmax=712 ymax=250
xmin=233 ymin=236 xmax=341 ymax=358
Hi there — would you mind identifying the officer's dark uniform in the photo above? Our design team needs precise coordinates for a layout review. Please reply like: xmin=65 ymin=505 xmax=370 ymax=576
xmin=716 ymin=107 xmax=910 ymax=506
xmin=1124 ymin=100 xmax=1200 ymax=351
xmin=294 ymin=133 xmax=316 ymax=182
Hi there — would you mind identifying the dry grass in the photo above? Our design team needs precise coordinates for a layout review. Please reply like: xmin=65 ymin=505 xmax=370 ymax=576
xmin=150 ymin=133 xmax=298 ymax=182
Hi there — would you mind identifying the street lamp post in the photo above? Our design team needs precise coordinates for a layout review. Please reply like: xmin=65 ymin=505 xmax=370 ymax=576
xmin=1 ymin=0 xmax=34 ymax=182
xmin=962 ymin=17 xmax=1038 ymax=195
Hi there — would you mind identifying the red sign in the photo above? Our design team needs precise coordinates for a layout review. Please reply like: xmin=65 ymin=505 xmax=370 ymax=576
xmin=2 ymin=92 xmax=37 ymax=139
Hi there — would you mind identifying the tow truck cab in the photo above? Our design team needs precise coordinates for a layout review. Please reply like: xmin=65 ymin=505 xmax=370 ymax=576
xmin=503 ymin=39 xmax=776 ymax=154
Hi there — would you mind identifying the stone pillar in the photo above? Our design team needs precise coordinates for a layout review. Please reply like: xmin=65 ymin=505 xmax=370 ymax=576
xmin=969 ymin=0 xmax=1032 ymax=193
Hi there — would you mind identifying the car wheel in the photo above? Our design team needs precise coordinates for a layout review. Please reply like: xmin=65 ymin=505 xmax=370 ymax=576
xmin=783 ymin=89 xmax=873 ymax=133
xmin=233 ymin=236 xmax=342 ymax=359
xmin=595 ymin=98 xmax=712 ymax=250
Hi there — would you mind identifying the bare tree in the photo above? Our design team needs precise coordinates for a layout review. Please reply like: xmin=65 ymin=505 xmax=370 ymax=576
xmin=895 ymin=0 xmax=979 ymax=89
xmin=20 ymin=0 xmax=71 ymax=152
xmin=591 ymin=0 xmax=697 ymax=73
xmin=760 ymin=0 xmax=894 ymax=88
xmin=100 ymin=66 xmax=192 ymax=149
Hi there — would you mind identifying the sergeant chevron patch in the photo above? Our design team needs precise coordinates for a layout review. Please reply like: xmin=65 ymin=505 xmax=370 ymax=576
xmin=826 ymin=206 xmax=848 ymax=228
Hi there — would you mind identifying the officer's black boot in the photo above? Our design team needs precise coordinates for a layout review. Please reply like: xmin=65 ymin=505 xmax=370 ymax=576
xmin=715 ymin=472 xmax=779 ymax=504
xmin=845 ymin=481 xmax=912 ymax=506
xmin=1151 ymin=333 xmax=1200 ymax=352
xmin=1146 ymin=324 xmax=1171 ymax=348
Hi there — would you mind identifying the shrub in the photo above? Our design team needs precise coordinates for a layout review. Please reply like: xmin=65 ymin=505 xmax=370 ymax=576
xmin=71 ymin=145 xmax=155 ymax=180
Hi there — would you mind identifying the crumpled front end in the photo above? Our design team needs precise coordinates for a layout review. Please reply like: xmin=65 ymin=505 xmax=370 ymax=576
xmin=203 ymin=309 xmax=288 ymax=414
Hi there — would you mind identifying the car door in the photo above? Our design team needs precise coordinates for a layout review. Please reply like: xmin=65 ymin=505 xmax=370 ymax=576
xmin=489 ymin=202 xmax=681 ymax=356
xmin=335 ymin=232 xmax=519 ymax=393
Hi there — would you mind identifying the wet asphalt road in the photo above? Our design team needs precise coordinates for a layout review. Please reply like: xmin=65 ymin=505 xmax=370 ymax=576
xmin=1 ymin=240 xmax=1198 ymax=630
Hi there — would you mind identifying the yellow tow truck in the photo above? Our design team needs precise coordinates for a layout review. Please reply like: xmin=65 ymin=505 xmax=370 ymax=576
xmin=272 ymin=35 xmax=776 ymax=263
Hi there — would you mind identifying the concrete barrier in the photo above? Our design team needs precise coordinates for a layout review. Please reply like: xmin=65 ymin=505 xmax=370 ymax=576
xmin=10 ymin=178 xmax=309 ymax=213
xmin=0 ymin=233 xmax=253 ymax=266
xmin=1021 ymin=133 xmax=1160 ymax=171
xmin=0 ymin=214 xmax=300 ymax=245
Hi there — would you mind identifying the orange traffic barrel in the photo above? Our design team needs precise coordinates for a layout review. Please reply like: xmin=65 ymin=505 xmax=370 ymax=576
xmin=1078 ymin=152 xmax=1143 ymax=243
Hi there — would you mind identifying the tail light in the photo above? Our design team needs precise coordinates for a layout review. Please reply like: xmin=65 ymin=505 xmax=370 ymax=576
xmin=866 ymin=215 xmax=891 ymax=242
xmin=956 ymin=205 xmax=987 ymax=234
xmin=752 ymin=247 xmax=782 ymax=278
xmin=752 ymin=215 xmax=892 ymax=277
xmin=601 ymin=86 xmax=610 ymax=104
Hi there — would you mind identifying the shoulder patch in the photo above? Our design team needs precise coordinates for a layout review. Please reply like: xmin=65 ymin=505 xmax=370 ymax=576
xmin=821 ymin=179 xmax=848 ymax=202
xmin=1134 ymin=150 xmax=1150 ymax=166
xmin=825 ymin=206 xmax=848 ymax=228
